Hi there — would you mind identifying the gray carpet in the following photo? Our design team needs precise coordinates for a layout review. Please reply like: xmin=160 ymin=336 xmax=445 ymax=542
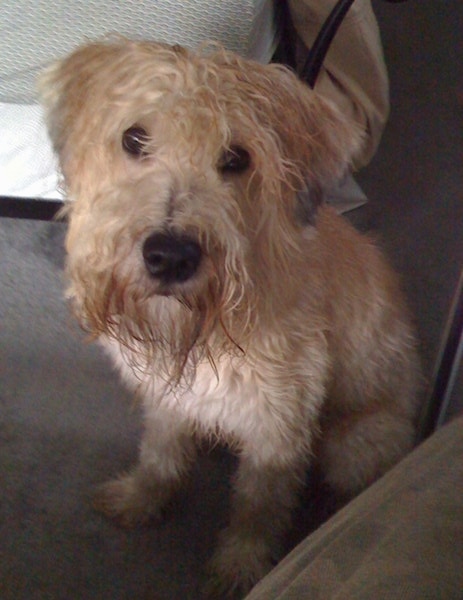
xmin=1 ymin=2 xmax=463 ymax=599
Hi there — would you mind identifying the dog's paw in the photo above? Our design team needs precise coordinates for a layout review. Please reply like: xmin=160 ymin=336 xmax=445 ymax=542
xmin=92 ymin=473 xmax=165 ymax=528
xmin=204 ymin=530 xmax=274 ymax=599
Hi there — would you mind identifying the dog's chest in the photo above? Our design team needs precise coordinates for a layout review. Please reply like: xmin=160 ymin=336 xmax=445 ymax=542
xmin=161 ymin=358 xmax=267 ymax=436
xmin=104 ymin=337 xmax=270 ymax=436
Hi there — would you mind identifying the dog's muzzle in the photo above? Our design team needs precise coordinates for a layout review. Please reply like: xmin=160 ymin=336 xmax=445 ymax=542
xmin=142 ymin=232 xmax=202 ymax=285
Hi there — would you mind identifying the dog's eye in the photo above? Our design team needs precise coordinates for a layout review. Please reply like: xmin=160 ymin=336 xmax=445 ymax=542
xmin=122 ymin=126 xmax=150 ymax=157
xmin=218 ymin=146 xmax=250 ymax=174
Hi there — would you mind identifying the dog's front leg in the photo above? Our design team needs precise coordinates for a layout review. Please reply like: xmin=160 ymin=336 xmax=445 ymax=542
xmin=93 ymin=405 xmax=196 ymax=528
xmin=207 ymin=436 xmax=309 ymax=597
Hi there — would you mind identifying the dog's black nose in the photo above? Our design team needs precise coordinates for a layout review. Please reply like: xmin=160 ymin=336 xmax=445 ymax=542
xmin=142 ymin=232 xmax=202 ymax=284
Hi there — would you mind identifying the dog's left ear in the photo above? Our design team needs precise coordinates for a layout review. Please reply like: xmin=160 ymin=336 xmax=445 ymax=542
xmin=217 ymin=55 xmax=365 ymax=221
xmin=267 ymin=65 xmax=364 ymax=188
xmin=234 ymin=60 xmax=364 ymax=194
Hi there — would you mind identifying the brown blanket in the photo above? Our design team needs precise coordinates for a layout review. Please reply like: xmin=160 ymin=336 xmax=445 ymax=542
xmin=246 ymin=414 xmax=463 ymax=599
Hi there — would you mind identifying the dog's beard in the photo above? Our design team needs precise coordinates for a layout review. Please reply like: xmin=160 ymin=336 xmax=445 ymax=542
xmin=69 ymin=252 xmax=253 ymax=388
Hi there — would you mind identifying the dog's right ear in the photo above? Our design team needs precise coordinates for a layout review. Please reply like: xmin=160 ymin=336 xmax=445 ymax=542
xmin=38 ymin=43 xmax=117 ymax=174
xmin=38 ymin=60 xmax=69 ymax=162
xmin=38 ymin=40 xmax=189 ymax=186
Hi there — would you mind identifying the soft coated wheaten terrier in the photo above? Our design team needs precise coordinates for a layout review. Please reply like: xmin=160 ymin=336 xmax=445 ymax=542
xmin=40 ymin=39 xmax=421 ymax=597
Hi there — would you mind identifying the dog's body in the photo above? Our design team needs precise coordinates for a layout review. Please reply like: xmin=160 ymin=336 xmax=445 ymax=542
xmin=40 ymin=40 xmax=421 ymax=597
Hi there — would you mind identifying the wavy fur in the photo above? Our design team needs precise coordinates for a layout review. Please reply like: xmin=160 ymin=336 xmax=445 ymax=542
xmin=40 ymin=39 xmax=421 ymax=598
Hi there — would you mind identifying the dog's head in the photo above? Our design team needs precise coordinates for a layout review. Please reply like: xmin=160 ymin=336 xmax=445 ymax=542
xmin=40 ymin=39 xmax=362 ymax=381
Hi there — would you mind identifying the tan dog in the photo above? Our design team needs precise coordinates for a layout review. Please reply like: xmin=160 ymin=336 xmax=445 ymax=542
xmin=40 ymin=40 xmax=421 ymax=597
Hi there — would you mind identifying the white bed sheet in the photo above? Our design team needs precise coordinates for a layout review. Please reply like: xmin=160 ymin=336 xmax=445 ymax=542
xmin=0 ymin=103 xmax=62 ymax=199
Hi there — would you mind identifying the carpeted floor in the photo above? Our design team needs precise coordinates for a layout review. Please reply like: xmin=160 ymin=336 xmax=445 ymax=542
xmin=1 ymin=2 xmax=462 ymax=599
